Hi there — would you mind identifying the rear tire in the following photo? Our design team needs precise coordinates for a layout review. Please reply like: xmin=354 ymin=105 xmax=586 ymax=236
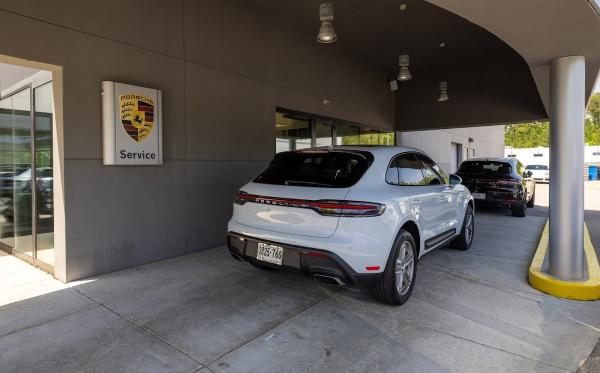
xmin=511 ymin=201 xmax=526 ymax=217
xmin=450 ymin=205 xmax=474 ymax=250
xmin=368 ymin=229 xmax=417 ymax=306
xmin=527 ymin=189 xmax=535 ymax=208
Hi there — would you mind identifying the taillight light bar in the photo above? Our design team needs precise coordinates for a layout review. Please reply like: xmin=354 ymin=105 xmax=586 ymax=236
xmin=234 ymin=191 xmax=385 ymax=217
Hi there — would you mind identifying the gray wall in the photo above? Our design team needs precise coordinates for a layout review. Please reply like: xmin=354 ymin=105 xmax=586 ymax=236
xmin=0 ymin=0 xmax=394 ymax=280
xmin=398 ymin=126 xmax=505 ymax=173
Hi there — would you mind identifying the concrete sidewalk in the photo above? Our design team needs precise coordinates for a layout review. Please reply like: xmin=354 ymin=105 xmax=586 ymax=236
xmin=1 ymin=206 xmax=599 ymax=372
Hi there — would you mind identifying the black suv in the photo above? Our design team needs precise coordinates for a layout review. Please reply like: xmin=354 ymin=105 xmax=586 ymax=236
xmin=456 ymin=158 xmax=535 ymax=217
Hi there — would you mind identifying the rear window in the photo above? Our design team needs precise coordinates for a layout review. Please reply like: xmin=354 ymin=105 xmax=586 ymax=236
xmin=525 ymin=165 xmax=548 ymax=170
xmin=254 ymin=150 xmax=373 ymax=188
xmin=458 ymin=161 xmax=512 ymax=175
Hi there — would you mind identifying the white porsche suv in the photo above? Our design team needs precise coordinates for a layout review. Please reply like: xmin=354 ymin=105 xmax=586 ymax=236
xmin=227 ymin=147 xmax=474 ymax=305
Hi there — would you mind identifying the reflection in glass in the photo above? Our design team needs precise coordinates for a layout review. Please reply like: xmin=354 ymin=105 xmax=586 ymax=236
xmin=0 ymin=88 xmax=33 ymax=257
xmin=0 ymin=96 xmax=15 ymax=250
xmin=337 ymin=124 xmax=395 ymax=146
xmin=315 ymin=121 xmax=333 ymax=147
xmin=336 ymin=123 xmax=360 ymax=145
xmin=35 ymin=83 xmax=54 ymax=266
xmin=275 ymin=111 xmax=311 ymax=153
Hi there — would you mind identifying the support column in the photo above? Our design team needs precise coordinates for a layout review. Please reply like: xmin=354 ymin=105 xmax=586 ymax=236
xmin=549 ymin=56 xmax=585 ymax=280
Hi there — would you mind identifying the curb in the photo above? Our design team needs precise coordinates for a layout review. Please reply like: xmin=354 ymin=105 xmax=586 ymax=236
xmin=528 ymin=220 xmax=600 ymax=301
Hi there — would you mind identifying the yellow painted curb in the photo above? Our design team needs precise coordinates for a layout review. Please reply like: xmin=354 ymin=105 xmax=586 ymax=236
xmin=528 ymin=220 xmax=600 ymax=300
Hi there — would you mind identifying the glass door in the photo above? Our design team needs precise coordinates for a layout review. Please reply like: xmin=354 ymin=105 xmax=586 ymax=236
xmin=34 ymin=83 xmax=54 ymax=268
xmin=0 ymin=82 xmax=54 ymax=272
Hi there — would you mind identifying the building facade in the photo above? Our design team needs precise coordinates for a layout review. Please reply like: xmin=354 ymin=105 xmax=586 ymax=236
xmin=0 ymin=0 xmax=597 ymax=283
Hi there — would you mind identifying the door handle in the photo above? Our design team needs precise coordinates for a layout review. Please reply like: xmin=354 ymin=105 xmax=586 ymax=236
xmin=413 ymin=199 xmax=422 ymax=203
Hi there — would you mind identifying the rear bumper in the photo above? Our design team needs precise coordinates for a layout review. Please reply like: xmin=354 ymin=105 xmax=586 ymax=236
xmin=227 ymin=232 xmax=382 ymax=287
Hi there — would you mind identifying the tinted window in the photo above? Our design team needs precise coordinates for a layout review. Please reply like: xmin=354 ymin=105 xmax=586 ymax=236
xmin=385 ymin=157 xmax=399 ymax=184
xmin=525 ymin=165 xmax=548 ymax=170
xmin=458 ymin=161 xmax=512 ymax=175
xmin=254 ymin=150 xmax=373 ymax=188
xmin=397 ymin=153 xmax=426 ymax=186
xmin=416 ymin=154 xmax=447 ymax=185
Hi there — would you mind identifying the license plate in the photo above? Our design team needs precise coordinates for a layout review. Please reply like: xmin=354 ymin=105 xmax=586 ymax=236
xmin=473 ymin=192 xmax=486 ymax=200
xmin=256 ymin=243 xmax=284 ymax=265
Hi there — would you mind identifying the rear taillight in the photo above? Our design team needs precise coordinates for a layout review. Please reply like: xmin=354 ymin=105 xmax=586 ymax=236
xmin=234 ymin=191 xmax=385 ymax=217
xmin=496 ymin=180 xmax=520 ymax=195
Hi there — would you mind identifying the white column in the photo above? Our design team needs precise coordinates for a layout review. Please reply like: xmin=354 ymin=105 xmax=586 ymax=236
xmin=549 ymin=56 xmax=585 ymax=280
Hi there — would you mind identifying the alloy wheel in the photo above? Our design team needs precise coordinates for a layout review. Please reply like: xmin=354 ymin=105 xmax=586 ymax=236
xmin=465 ymin=210 xmax=474 ymax=245
xmin=395 ymin=240 xmax=415 ymax=296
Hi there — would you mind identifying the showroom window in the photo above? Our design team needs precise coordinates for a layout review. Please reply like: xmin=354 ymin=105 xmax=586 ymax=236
xmin=275 ymin=109 xmax=394 ymax=153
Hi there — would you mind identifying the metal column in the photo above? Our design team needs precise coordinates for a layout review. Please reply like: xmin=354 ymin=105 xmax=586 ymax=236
xmin=549 ymin=56 xmax=585 ymax=280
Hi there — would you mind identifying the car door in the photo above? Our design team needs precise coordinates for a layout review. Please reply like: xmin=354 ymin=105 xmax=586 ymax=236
xmin=385 ymin=153 xmax=429 ymax=239
xmin=414 ymin=154 xmax=458 ymax=242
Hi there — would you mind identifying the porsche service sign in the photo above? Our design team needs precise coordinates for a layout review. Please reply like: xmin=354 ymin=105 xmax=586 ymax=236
xmin=102 ymin=81 xmax=163 ymax=165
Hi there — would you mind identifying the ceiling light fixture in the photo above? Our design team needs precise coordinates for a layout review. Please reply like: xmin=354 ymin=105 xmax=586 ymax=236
xmin=397 ymin=4 xmax=411 ymax=81
xmin=437 ymin=81 xmax=449 ymax=102
xmin=398 ymin=55 xmax=411 ymax=81
xmin=437 ymin=42 xmax=449 ymax=102
xmin=317 ymin=2 xmax=337 ymax=43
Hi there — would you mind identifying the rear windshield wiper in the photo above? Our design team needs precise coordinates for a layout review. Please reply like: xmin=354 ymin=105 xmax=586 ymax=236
xmin=285 ymin=180 xmax=334 ymax=187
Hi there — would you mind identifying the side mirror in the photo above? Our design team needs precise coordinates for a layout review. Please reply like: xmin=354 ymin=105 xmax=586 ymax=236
xmin=524 ymin=170 xmax=533 ymax=177
xmin=449 ymin=174 xmax=462 ymax=186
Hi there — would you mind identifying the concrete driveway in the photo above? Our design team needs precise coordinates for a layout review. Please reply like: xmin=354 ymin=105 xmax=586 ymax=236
xmin=1 ymin=191 xmax=600 ymax=372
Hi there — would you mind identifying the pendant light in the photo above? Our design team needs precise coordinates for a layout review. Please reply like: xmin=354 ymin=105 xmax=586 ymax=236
xmin=397 ymin=4 xmax=411 ymax=81
xmin=398 ymin=55 xmax=411 ymax=81
xmin=437 ymin=42 xmax=449 ymax=101
xmin=437 ymin=81 xmax=449 ymax=102
xmin=317 ymin=2 xmax=337 ymax=43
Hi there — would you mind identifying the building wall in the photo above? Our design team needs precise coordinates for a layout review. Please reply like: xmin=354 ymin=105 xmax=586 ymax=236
xmin=398 ymin=125 xmax=505 ymax=173
xmin=0 ymin=0 xmax=394 ymax=281
xmin=504 ymin=146 xmax=600 ymax=166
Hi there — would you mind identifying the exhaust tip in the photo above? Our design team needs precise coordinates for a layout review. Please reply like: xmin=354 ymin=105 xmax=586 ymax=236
xmin=230 ymin=251 xmax=245 ymax=262
xmin=312 ymin=273 xmax=346 ymax=286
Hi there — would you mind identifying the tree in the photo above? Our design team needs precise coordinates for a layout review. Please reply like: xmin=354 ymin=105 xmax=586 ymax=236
xmin=505 ymin=92 xmax=600 ymax=147
xmin=588 ymin=92 xmax=600 ymax=129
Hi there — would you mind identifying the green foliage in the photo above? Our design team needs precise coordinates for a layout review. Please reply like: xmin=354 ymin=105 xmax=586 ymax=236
xmin=505 ymin=122 xmax=549 ymax=148
xmin=505 ymin=92 xmax=600 ymax=147
xmin=341 ymin=133 xmax=395 ymax=146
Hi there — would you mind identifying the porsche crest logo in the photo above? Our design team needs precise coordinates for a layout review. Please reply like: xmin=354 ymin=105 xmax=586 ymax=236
xmin=120 ymin=94 xmax=154 ymax=142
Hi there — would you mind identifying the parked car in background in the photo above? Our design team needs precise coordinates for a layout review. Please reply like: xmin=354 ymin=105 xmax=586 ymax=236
xmin=456 ymin=158 xmax=535 ymax=217
xmin=525 ymin=164 xmax=550 ymax=183
xmin=228 ymin=146 xmax=474 ymax=305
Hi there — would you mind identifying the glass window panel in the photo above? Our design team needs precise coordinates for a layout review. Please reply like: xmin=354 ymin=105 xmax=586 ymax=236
xmin=35 ymin=82 xmax=54 ymax=266
xmin=417 ymin=154 xmax=447 ymax=184
xmin=397 ymin=153 xmax=426 ymax=186
xmin=0 ymin=96 xmax=15 ymax=250
xmin=275 ymin=111 xmax=311 ymax=153
xmin=336 ymin=123 xmax=360 ymax=145
xmin=11 ymin=88 xmax=33 ymax=258
xmin=385 ymin=157 xmax=399 ymax=185
xmin=358 ymin=128 xmax=395 ymax=146
xmin=315 ymin=121 xmax=333 ymax=147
